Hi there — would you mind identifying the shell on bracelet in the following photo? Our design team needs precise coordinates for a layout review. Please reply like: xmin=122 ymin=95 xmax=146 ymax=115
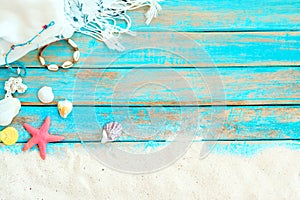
xmin=68 ymin=39 xmax=78 ymax=48
xmin=39 ymin=56 xmax=46 ymax=66
xmin=62 ymin=61 xmax=73 ymax=69
xmin=73 ymin=51 xmax=80 ymax=62
xmin=47 ymin=64 xmax=59 ymax=72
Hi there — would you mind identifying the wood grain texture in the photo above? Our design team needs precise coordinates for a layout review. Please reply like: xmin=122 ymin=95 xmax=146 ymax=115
xmin=1 ymin=67 xmax=299 ymax=105
xmin=19 ymin=32 xmax=300 ymax=68
xmin=129 ymin=0 xmax=300 ymax=31
xmin=1 ymin=1 xmax=299 ymax=153
xmin=1 ymin=106 xmax=299 ymax=142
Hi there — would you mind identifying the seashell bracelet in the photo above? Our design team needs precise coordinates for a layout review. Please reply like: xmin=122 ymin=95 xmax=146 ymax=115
xmin=38 ymin=39 xmax=80 ymax=71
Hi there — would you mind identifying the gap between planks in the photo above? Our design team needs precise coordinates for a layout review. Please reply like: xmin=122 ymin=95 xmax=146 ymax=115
xmin=17 ymin=31 xmax=300 ymax=68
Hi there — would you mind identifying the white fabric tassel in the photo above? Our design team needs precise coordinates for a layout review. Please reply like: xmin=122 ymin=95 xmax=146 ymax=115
xmin=65 ymin=0 xmax=163 ymax=50
xmin=105 ymin=0 xmax=163 ymax=24
xmin=145 ymin=0 xmax=162 ymax=25
xmin=103 ymin=37 xmax=125 ymax=52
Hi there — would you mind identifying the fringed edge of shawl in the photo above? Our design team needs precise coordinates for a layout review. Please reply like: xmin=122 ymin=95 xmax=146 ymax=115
xmin=75 ymin=0 xmax=163 ymax=51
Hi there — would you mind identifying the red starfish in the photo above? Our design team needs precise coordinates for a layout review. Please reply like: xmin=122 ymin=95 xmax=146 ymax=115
xmin=23 ymin=116 xmax=64 ymax=160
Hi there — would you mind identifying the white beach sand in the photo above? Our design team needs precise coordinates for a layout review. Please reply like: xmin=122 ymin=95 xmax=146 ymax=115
xmin=0 ymin=143 xmax=299 ymax=199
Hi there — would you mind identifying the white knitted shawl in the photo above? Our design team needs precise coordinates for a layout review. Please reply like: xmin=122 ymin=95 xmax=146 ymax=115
xmin=0 ymin=0 xmax=162 ymax=65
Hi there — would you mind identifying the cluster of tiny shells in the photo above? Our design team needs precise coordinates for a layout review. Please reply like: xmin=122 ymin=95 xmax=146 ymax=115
xmin=38 ymin=38 xmax=80 ymax=72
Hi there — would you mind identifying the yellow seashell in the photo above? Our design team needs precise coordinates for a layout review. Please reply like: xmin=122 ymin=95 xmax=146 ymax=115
xmin=57 ymin=100 xmax=73 ymax=118
xmin=0 ymin=127 xmax=18 ymax=145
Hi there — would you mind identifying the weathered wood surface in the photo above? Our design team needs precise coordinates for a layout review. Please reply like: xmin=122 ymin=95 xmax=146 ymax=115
xmin=19 ymin=32 xmax=300 ymax=68
xmin=129 ymin=0 xmax=300 ymax=31
xmin=1 ymin=67 xmax=299 ymax=105
xmin=0 ymin=2 xmax=299 ymax=153
xmin=2 ymin=106 xmax=299 ymax=142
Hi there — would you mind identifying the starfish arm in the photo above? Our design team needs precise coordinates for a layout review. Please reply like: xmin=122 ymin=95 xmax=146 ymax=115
xmin=47 ymin=134 xmax=64 ymax=143
xmin=23 ymin=138 xmax=36 ymax=151
xmin=23 ymin=123 xmax=39 ymax=136
xmin=38 ymin=142 xmax=47 ymax=160
xmin=40 ymin=116 xmax=51 ymax=133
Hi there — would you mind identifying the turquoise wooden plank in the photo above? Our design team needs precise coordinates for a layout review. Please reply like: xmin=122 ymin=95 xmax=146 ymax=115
xmin=129 ymin=0 xmax=300 ymax=31
xmin=1 ymin=106 xmax=300 ymax=142
xmin=19 ymin=32 xmax=300 ymax=68
xmin=0 ymin=67 xmax=299 ymax=105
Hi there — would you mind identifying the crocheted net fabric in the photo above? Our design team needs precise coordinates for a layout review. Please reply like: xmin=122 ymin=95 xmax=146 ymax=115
xmin=0 ymin=0 xmax=162 ymax=65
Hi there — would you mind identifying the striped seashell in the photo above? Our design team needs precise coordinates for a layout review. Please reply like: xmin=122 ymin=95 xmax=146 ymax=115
xmin=61 ymin=61 xmax=73 ymax=69
xmin=101 ymin=122 xmax=122 ymax=144
xmin=73 ymin=51 xmax=80 ymax=62
xmin=47 ymin=64 xmax=59 ymax=71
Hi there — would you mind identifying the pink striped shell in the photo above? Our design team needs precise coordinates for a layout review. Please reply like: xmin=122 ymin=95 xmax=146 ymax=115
xmin=101 ymin=122 xmax=122 ymax=143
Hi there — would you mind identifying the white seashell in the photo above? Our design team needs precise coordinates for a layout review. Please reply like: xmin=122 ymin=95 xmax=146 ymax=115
xmin=101 ymin=122 xmax=122 ymax=144
xmin=57 ymin=100 xmax=73 ymax=118
xmin=39 ymin=56 xmax=46 ymax=65
xmin=38 ymin=86 xmax=54 ymax=104
xmin=47 ymin=64 xmax=59 ymax=71
xmin=0 ymin=98 xmax=21 ymax=126
xmin=73 ymin=51 xmax=80 ymax=62
xmin=61 ymin=61 xmax=73 ymax=69
xmin=68 ymin=39 xmax=78 ymax=48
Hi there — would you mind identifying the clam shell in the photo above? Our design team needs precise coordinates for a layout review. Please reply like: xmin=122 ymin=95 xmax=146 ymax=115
xmin=73 ymin=51 xmax=80 ymax=62
xmin=47 ymin=64 xmax=59 ymax=71
xmin=61 ymin=61 xmax=73 ymax=69
xmin=101 ymin=122 xmax=122 ymax=144
xmin=38 ymin=86 xmax=54 ymax=104
xmin=0 ymin=127 xmax=19 ymax=145
xmin=0 ymin=98 xmax=21 ymax=126
xmin=39 ymin=56 xmax=46 ymax=66
xmin=68 ymin=39 xmax=78 ymax=48
xmin=57 ymin=100 xmax=73 ymax=118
